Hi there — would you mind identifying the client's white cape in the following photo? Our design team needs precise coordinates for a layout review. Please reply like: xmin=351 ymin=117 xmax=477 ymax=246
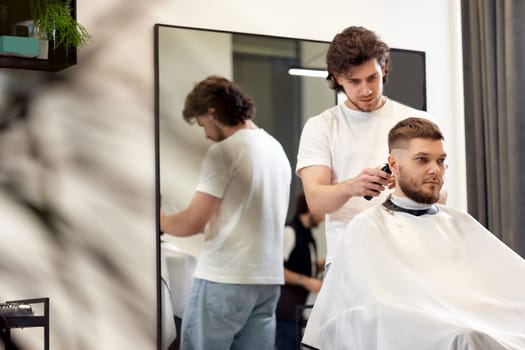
xmin=303 ymin=204 xmax=525 ymax=349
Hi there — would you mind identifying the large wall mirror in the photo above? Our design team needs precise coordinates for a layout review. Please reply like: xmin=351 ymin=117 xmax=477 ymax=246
xmin=154 ymin=23 xmax=426 ymax=349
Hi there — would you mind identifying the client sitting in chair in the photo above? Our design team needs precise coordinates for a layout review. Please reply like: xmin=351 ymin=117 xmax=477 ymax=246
xmin=302 ymin=117 xmax=525 ymax=350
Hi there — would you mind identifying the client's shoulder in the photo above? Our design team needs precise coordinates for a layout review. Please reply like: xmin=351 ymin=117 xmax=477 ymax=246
xmin=436 ymin=204 xmax=475 ymax=220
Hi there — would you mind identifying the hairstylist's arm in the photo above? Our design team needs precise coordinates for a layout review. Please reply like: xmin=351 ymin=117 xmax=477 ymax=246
xmin=299 ymin=165 xmax=390 ymax=215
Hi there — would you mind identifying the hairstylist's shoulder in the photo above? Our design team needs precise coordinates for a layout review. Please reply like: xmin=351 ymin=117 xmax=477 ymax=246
xmin=297 ymin=106 xmax=341 ymax=174
xmin=416 ymin=109 xmax=435 ymax=122
xmin=300 ymin=106 xmax=341 ymax=146
xmin=303 ymin=105 xmax=340 ymax=129
xmin=387 ymin=98 xmax=434 ymax=121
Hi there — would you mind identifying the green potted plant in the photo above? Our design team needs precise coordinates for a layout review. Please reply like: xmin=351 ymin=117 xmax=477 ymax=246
xmin=29 ymin=0 xmax=90 ymax=50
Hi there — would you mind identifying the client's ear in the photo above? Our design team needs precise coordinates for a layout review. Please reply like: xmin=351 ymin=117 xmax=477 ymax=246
xmin=388 ymin=154 xmax=397 ymax=176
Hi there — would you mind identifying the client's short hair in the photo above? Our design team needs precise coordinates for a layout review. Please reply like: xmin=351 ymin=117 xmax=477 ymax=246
xmin=388 ymin=117 xmax=443 ymax=152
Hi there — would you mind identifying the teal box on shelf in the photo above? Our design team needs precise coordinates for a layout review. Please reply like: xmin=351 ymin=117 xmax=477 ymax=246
xmin=0 ymin=36 xmax=40 ymax=57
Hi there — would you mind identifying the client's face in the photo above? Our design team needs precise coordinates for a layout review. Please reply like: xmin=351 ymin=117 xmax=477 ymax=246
xmin=393 ymin=138 xmax=446 ymax=204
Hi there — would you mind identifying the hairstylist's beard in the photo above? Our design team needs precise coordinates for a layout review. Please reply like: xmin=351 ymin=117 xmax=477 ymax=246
xmin=211 ymin=123 xmax=226 ymax=142
xmin=346 ymin=94 xmax=384 ymax=112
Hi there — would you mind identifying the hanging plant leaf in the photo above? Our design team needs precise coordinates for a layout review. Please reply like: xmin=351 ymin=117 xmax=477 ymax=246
xmin=29 ymin=0 xmax=91 ymax=49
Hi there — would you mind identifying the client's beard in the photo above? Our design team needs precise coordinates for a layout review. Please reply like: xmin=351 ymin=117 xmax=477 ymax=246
xmin=398 ymin=177 xmax=442 ymax=205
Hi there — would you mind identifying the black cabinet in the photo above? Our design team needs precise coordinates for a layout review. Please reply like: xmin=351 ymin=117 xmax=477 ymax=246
xmin=0 ymin=0 xmax=77 ymax=72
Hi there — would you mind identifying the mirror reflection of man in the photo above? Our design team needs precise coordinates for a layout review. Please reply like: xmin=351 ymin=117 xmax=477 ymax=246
xmin=161 ymin=75 xmax=292 ymax=350
xmin=303 ymin=117 xmax=525 ymax=350
xmin=296 ymin=26 xmax=444 ymax=273
xmin=275 ymin=192 xmax=324 ymax=350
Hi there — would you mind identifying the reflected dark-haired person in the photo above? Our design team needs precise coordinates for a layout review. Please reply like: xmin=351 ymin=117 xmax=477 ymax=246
xmin=275 ymin=192 xmax=324 ymax=350
xmin=303 ymin=117 xmax=525 ymax=349
xmin=296 ymin=26 xmax=445 ymax=276
xmin=160 ymin=75 xmax=291 ymax=350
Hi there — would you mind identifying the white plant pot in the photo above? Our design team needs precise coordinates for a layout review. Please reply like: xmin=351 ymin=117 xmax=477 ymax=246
xmin=38 ymin=39 xmax=48 ymax=59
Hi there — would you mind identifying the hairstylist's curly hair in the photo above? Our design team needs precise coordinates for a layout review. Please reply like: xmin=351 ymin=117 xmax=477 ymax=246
xmin=326 ymin=26 xmax=391 ymax=93
xmin=183 ymin=75 xmax=256 ymax=126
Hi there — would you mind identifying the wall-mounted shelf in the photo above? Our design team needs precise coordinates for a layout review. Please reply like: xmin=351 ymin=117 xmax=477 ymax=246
xmin=0 ymin=0 xmax=77 ymax=72
xmin=0 ymin=43 xmax=76 ymax=71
